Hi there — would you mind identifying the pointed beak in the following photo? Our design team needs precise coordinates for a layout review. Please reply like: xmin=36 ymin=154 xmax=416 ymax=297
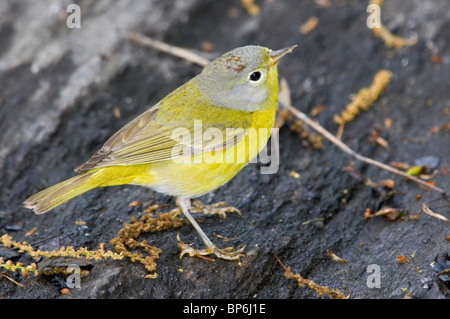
xmin=269 ymin=45 xmax=297 ymax=66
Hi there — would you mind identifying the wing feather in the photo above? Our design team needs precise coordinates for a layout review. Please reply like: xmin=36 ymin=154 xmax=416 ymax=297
xmin=74 ymin=104 xmax=249 ymax=172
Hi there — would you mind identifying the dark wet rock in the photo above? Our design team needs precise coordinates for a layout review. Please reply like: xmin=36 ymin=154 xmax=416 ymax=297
xmin=0 ymin=0 xmax=448 ymax=299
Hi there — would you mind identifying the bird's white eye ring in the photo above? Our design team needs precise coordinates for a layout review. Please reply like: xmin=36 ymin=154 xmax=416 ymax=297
xmin=249 ymin=71 xmax=262 ymax=82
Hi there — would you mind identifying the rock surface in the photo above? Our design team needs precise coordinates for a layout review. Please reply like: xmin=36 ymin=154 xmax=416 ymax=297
xmin=0 ymin=0 xmax=449 ymax=299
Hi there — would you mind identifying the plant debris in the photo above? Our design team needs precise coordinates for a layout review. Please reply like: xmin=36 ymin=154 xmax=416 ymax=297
xmin=128 ymin=200 xmax=143 ymax=207
xmin=421 ymin=203 xmax=448 ymax=222
xmin=364 ymin=206 xmax=407 ymax=221
xmin=25 ymin=227 xmax=38 ymax=237
xmin=369 ymin=130 xmax=389 ymax=148
xmin=314 ymin=0 xmax=331 ymax=8
xmin=379 ymin=179 xmax=395 ymax=188
xmin=0 ymin=234 xmax=123 ymax=278
xmin=300 ymin=17 xmax=319 ymax=35
xmin=241 ymin=0 xmax=260 ymax=16
xmin=272 ymin=252 xmax=350 ymax=299
xmin=396 ymin=255 xmax=408 ymax=264
xmin=289 ymin=170 xmax=300 ymax=179
xmin=0 ymin=204 xmax=189 ymax=281
xmin=369 ymin=0 xmax=418 ymax=49
xmin=110 ymin=204 xmax=185 ymax=278
xmin=326 ymin=249 xmax=347 ymax=263
xmin=333 ymin=70 xmax=393 ymax=128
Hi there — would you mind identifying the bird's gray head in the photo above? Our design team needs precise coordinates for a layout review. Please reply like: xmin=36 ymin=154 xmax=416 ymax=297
xmin=196 ymin=45 xmax=281 ymax=112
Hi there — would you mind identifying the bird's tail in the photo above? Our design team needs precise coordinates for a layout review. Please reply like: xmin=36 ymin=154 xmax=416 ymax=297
xmin=24 ymin=171 xmax=99 ymax=215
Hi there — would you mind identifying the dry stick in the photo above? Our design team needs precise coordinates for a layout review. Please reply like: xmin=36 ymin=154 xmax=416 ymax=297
xmin=282 ymin=102 xmax=445 ymax=194
xmin=129 ymin=33 xmax=210 ymax=67
xmin=129 ymin=33 xmax=445 ymax=195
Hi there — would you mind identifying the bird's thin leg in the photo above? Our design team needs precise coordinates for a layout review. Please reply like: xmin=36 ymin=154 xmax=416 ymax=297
xmin=176 ymin=197 xmax=245 ymax=261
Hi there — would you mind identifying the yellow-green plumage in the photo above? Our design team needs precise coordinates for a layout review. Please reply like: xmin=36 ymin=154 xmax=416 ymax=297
xmin=24 ymin=45 xmax=289 ymax=214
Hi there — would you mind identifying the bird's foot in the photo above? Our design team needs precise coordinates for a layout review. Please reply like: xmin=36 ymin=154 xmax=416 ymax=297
xmin=177 ymin=234 xmax=245 ymax=261
xmin=189 ymin=199 xmax=241 ymax=219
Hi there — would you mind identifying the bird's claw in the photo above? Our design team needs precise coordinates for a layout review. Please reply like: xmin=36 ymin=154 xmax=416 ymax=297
xmin=177 ymin=234 xmax=245 ymax=261
xmin=189 ymin=200 xmax=242 ymax=219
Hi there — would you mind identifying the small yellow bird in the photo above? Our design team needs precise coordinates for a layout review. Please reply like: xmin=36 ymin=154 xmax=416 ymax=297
xmin=24 ymin=45 xmax=296 ymax=260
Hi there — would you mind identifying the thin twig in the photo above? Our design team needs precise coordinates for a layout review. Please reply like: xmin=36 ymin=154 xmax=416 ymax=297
xmin=422 ymin=203 xmax=448 ymax=222
xmin=282 ymin=102 xmax=444 ymax=194
xmin=1 ymin=274 xmax=25 ymax=288
xmin=129 ymin=34 xmax=445 ymax=195
xmin=129 ymin=33 xmax=210 ymax=67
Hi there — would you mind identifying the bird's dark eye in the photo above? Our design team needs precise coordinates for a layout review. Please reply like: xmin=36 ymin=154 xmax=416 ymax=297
xmin=249 ymin=71 xmax=261 ymax=82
